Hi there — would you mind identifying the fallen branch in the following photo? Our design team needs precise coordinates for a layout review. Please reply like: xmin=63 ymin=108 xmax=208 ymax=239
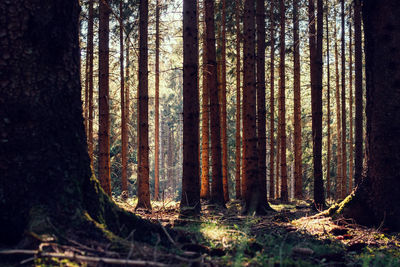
xmin=0 ymin=250 xmax=169 ymax=267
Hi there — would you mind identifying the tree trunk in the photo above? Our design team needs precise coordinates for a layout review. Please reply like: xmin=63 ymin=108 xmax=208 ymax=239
xmin=154 ymin=0 xmax=160 ymax=201
xmin=293 ymin=0 xmax=302 ymax=199
xmin=0 ymin=0 xmax=174 ymax=246
xmin=235 ymin=0 xmax=242 ymax=200
xmin=221 ymin=0 xmax=229 ymax=203
xmin=279 ymin=0 xmax=288 ymax=202
xmin=98 ymin=0 xmax=111 ymax=196
xmin=200 ymin=0 xmax=210 ymax=199
xmin=205 ymin=0 xmax=224 ymax=205
xmin=340 ymin=0 xmax=347 ymax=198
xmin=88 ymin=0 xmax=94 ymax=163
xmin=120 ymin=0 xmax=128 ymax=194
xmin=334 ymin=0 xmax=400 ymax=231
xmin=354 ymin=0 xmax=363 ymax=187
xmin=348 ymin=19 xmax=354 ymax=192
xmin=256 ymin=0 xmax=272 ymax=212
xmin=125 ymin=36 xmax=130 ymax=192
xmin=325 ymin=1 xmax=331 ymax=199
xmin=334 ymin=10 xmax=342 ymax=200
xmin=243 ymin=0 xmax=259 ymax=213
xmin=181 ymin=0 xmax=200 ymax=215
xmin=269 ymin=0 xmax=276 ymax=200
xmin=136 ymin=0 xmax=152 ymax=210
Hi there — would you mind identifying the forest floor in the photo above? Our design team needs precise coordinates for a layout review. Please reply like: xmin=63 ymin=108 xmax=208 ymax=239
xmin=3 ymin=198 xmax=400 ymax=266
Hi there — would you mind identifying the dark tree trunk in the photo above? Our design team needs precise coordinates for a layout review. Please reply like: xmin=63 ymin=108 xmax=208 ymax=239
xmin=235 ymin=0 xmax=242 ymax=200
xmin=279 ymin=0 xmax=288 ymax=202
xmin=205 ymin=0 xmax=224 ymax=205
xmin=136 ymin=0 xmax=152 ymax=210
xmin=87 ymin=0 xmax=94 ymax=163
xmin=154 ymin=0 xmax=160 ymax=201
xmin=181 ymin=0 xmax=200 ymax=215
xmin=337 ymin=0 xmax=400 ymax=231
xmin=269 ymin=0 xmax=276 ymax=200
xmin=353 ymin=0 xmax=363 ymax=187
xmin=349 ymin=19 xmax=354 ymax=192
xmin=0 ymin=0 xmax=174 ymax=246
xmin=293 ymin=0 xmax=302 ymax=199
xmin=325 ymin=0 xmax=332 ymax=198
xmin=98 ymin=0 xmax=111 ymax=196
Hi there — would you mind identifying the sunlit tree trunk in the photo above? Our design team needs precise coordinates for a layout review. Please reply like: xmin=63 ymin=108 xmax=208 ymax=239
xmin=293 ymin=0 xmax=302 ymax=199
xmin=221 ymin=0 xmax=229 ymax=203
xmin=235 ymin=0 xmax=242 ymax=200
xmin=136 ymin=0 xmax=152 ymax=210
xmin=354 ymin=0 xmax=363 ymax=187
xmin=181 ymin=0 xmax=200 ymax=215
xmin=269 ymin=0 xmax=276 ymax=200
xmin=200 ymin=1 xmax=210 ymax=199
xmin=279 ymin=0 xmax=288 ymax=202
xmin=98 ymin=0 xmax=111 ymax=196
xmin=120 ymin=0 xmax=128 ymax=194
xmin=154 ymin=0 xmax=160 ymax=201
xmin=125 ymin=36 xmax=130 ymax=190
xmin=205 ymin=0 xmax=224 ymax=205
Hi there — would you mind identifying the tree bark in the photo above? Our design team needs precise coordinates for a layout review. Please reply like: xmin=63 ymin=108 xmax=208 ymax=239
xmin=136 ymin=0 xmax=152 ymax=210
xmin=348 ymin=18 xmax=354 ymax=192
xmin=200 ymin=0 xmax=210 ymax=199
xmin=353 ymin=0 xmax=363 ymax=187
xmin=154 ymin=0 xmax=160 ymax=201
xmin=325 ymin=1 xmax=331 ymax=199
xmin=205 ymin=0 xmax=224 ymax=205
xmin=98 ymin=0 xmax=111 ymax=196
xmin=235 ymin=0 xmax=242 ymax=200
xmin=88 ymin=0 xmax=94 ymax=163
xmin=279 ymin=0 xmax=288 ymax=202
xmin=340 ymin=0 xmax=347 ymax=198
xmin=181 ymin=0 xmax=200 ymax=215
xmin=293 ymin=0 xmax=302 ymax=199
xmin=269 ymin=0 xmax=276 ymax=200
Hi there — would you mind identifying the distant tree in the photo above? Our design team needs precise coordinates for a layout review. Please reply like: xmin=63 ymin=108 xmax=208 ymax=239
xmin=205 ymin=0 xmax=224 ymax=205
xmin=181 ymin=0 xmax=200 ymax=215
xmin=278 ymin=0 xmax=288 ymax=202
xmin=353 ymin=0 xmax=363 ymax=187
xmin=325 ymin=0 xmax=332 ymax=198
xmin=348 ymin=17 xmax=354 ymax=192
xmin=120 ymin=0 xmax=128 ymax=194
xmin=98 ymin=0 xmax=111 ymax=196
xmin=154 ymin=0 xmax=160 ymax=201
xmin=293 ymin=0 xmax=302 ymax=199
xmin=269 ymin=0 xmax=276 ymax=200
xmin=136 ymin=0 xmax=151 ymax=210
xmin=340 ymin=0 xmax=347 ymax=198
xmin=235 ymin=0 xmax=242 ymax=200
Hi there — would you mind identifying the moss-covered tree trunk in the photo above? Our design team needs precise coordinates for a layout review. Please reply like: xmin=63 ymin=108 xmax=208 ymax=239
xmin=0 ymin=0 xmax=172 ymax=246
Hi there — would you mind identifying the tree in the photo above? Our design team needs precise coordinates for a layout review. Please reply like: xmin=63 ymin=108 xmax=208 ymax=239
xmin=98 ymin=0 xmax=111 ymax=196
xmin=293 ymin=0 xmax=302 ymax=199
xmin=0 ymin=0 xmax=173 ymax=246
xmin=308 ymin=0 xmax=324 ymax=207
xmin=333 ymin=0 xmax=400 ymax=232
xmin=120 ymin=0 xmax=128 ymax=194
xmin=348 ymin=17 xmax=354 ymax=192
xmin=269 ymin=0 xmax=276 ymax=200
xmin=154 ymin=0 xmax=160 ymax=201
xmin=221 ymin=0 xmax=229 ymax=203
xmin=340 ymin=0 xmax=347 ymax=198
xmin=200 ymin=0 xmax=210 ymax=199
xmin=325 ymin=1 xmax=332 ymax=198
xmin=353 ymin=0 xmax=363 ymax=187
xmin=87 ymin=0 xmax=94 ymax=163
xmin=181 ymin=0 xmax=200 ymax=215
xmin=235 ymin=0 xmax=242 ymax=200
xmin=136 ymin=0 xmax=152 ymax=210
xmin=205 ymin=0 xmax=224 ymax=205
xmin=278 ymin=0 xmax=288 ymax=202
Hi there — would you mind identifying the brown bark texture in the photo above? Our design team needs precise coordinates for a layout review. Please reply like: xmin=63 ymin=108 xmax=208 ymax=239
xmin=181 ymin=0 xmax=200 ymax=215
xmin=269 ymin=0 xmax=276 ymax=200
xmin=154 ymin=0 xmax=160 ymax=201
xmin=136 ymin=0 xmax=151 ymax=210
xmin=235 ymin=0 xmax=242 ymax=200
xmin=325 ymin=1 xmax=331 ymax=198
xmin=349 ymin=19 xmax=354 ymax=192
xmin=340 ymin=0 xmax=347 ymax=198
